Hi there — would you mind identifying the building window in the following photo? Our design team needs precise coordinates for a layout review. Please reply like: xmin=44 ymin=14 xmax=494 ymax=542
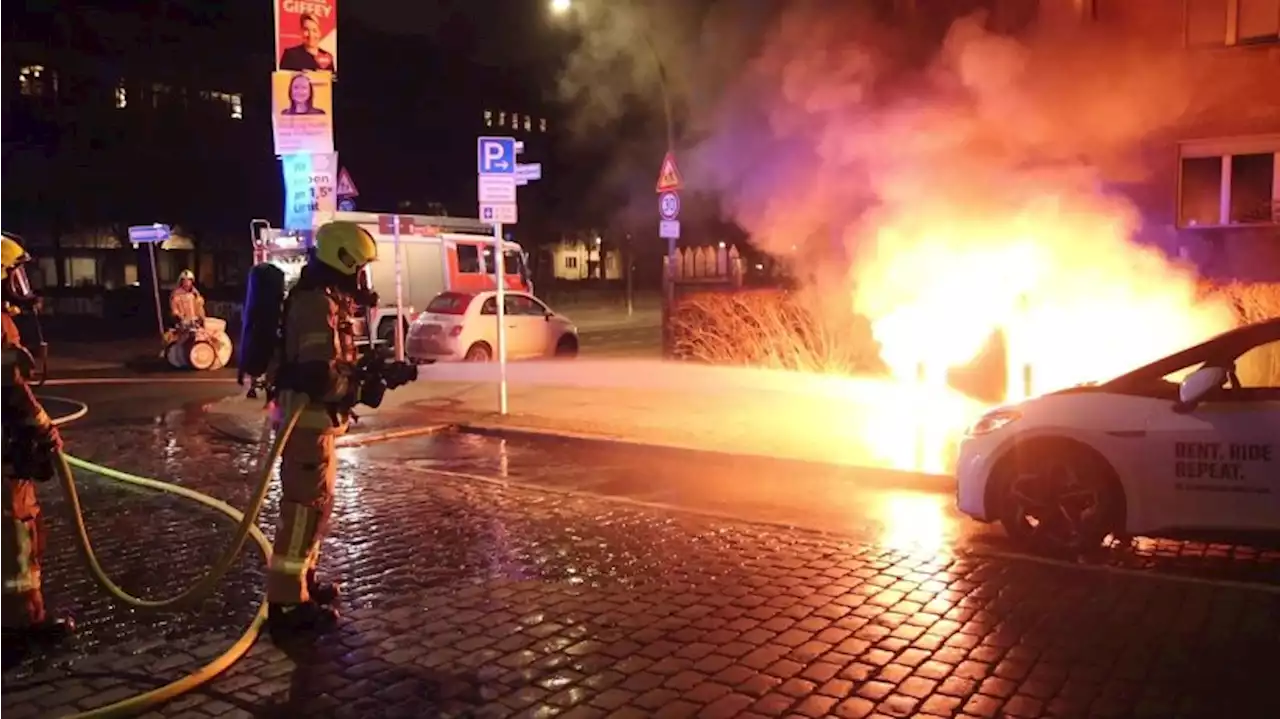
xmin=564 ymin=256 xmax=578 ymax=270
xmin=201 ymin=90 xmax=244 ymax=118
xmin=484 ymin=109 xmax=493 ymax=126
xmin=540 ymin=118 xmax=548 ymax=133
xmin=1179 ymin=139 xmax=1279 ymax=227
xmin=19 ymin=65 xmax=44 ymax=96
xmin=1186 ymin=0 xmax=1280 ymax=46
xmin=114 ymin=81 xmax=128 ymax=109
xmin=457 ymin=245 xmax=481 ymax=274
xmin=150 ymin=82 xmax=171 ymax=108
xmin=523 ymin=115 xmax=532 ymax=131
xmin=498 ymin=111 xmax=506 ymax=127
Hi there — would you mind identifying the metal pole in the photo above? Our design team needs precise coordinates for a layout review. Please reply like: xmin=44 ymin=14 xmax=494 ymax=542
xmin=625 ymin=233 xmax=634 ymax=318
xmin=393 ymin=214 xmax=406 ymax=362
xmin=147 ymin=242 xmax=165 ymax=343
xmin=494 ymin=222 xmax=509 ymax=415
xmin=640 ymin=29 xmax=678 ymax=358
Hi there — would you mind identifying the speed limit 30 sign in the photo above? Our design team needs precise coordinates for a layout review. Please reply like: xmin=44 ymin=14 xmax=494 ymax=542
xmin=659 ymin=191 xmax=681 ymax=221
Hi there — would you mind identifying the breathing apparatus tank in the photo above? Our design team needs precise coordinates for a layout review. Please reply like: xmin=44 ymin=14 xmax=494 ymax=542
xmin=237 ymin=262 xmax=287 ymax=390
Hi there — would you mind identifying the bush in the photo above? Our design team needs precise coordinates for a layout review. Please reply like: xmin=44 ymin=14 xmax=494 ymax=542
xmin=670 ymin=289 xmax=884 ymax=375
xmin=672 ymin=281 xmax=1280 ymax=389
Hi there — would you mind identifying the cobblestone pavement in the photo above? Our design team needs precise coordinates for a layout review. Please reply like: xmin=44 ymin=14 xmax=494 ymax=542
xmin=3 ymin=415 xmax=1279 ymax=718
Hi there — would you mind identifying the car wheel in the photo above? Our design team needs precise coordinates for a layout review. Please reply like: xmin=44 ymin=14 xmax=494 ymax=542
xmin=464 ymin=342 xmax=492 ymax=362
xmin=996 ymin=441 xmax=1125 ymax=555
xmin=554 ymin=335 xmax=578 ymax=358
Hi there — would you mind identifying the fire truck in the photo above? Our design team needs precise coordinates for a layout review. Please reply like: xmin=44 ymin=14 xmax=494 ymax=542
xmin=250 ymin=212 xmax=533 ymax=345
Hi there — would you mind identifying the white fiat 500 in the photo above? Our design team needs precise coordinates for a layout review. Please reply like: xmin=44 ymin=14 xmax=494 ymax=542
xmin=956 ymin=317 xmax=1280 ymax=553
xmin=406 ymin=290 xmax=579 ymax=363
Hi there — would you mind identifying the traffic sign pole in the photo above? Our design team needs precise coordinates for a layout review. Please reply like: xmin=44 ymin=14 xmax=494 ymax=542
xmin=493 ymin=221 xmax=508 ymax=416
xmin=655 ymin=153 xmax=684 ymax=359
xmin=147 ymin=242 xmax=164 ymax=343
xmin=128 ymin=223 xmax=173 ymax=344
xmin=477 ymin=135 xmax=523 ymax=415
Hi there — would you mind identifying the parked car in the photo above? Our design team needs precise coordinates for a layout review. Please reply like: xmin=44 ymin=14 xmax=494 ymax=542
xmin=406 ymin=290 xmax=579 ymax=363
xmin=956 ymin=317 xmax=1280 ymax=554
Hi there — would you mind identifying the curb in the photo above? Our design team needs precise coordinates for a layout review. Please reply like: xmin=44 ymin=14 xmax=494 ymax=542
xmin=455 ymin=421 xmax=957 ymax=493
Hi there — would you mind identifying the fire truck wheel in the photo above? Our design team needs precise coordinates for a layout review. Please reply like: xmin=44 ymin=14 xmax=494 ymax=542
xmin=187 ymin=340 xmax=218 ymax=371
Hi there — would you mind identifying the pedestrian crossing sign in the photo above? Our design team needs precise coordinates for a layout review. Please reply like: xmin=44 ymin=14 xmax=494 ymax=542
xmin=336 ymin=167 xmax=359 ymax=197
xmin=655 ymin=152 xmax=682 ymax=193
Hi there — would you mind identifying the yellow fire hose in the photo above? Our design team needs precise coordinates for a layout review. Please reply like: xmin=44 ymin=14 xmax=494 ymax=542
xmin=42 ymin=404 xmax=304 ymax=719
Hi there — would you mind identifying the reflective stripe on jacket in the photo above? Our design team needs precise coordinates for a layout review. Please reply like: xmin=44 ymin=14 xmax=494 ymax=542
xmin=170 ymin=287 xmax=206 ymax=322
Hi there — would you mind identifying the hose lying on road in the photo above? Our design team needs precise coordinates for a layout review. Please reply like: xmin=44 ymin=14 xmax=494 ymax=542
xmin=44 ymin=401 xmax=303 ymax=719
xmin=55 ymin=407 xmax=299 ymax=610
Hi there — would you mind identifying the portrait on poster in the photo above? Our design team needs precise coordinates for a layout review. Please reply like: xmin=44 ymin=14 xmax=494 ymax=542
xmin=275 ymin=0 xmax=338 ymax=72
xmin=271 ymin=71 xmax=334 ymax=155
xmin=282 ymin=153 xmax=338 ymax=231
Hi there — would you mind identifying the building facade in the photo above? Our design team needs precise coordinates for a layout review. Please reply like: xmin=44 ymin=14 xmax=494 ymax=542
xmin=544 ymin=235 xmax=622 ymax=281
xmin=985 ymin=0 xmax=1279 ymax=279
xmin=2 ymin=5 xmax=274 ymax=293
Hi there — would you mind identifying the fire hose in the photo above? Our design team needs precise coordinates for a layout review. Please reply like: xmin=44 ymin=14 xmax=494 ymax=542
xmin=40 ymin=402 xmax=304 ymax=719
xmin=36 ymin=360 xmax=419 ymax=716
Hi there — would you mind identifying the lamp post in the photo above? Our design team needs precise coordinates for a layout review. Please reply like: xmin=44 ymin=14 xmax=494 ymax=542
xmin=550 ymin=0 xmax=677 ymax=340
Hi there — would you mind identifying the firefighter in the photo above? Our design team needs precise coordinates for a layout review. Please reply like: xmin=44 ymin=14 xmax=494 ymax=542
xmin=2 ymin=233 xmax=74 ymax=647
xmin=266 ymin=221 xmax=377 ymax=634
xmin=170 ymin=269 xmax=206 ymax=326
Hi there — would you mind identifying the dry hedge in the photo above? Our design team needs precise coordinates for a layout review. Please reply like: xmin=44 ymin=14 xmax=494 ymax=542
xmin=672 ymin=282 xmax=1280 ymax=383
xmin=670 ymin=289 xmax=883 ymax=375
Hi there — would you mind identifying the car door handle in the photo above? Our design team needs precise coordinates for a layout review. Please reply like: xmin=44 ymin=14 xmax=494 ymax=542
xmin=1105 ymin=430 xmax=1147 ymax=438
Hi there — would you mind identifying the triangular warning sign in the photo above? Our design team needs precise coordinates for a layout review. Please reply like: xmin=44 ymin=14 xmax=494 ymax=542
xmin=335 ymin=167 xmax=359 ymax=197
xmin=655 ymin=152 xmax=683 ymax=193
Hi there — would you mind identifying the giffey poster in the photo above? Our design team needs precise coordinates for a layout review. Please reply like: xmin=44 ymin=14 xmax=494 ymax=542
xmin=275 ymin=0 xmax=337 ymax=72
xmin=271 ymin=71 xmax=335 ymax=155
xmin=282 ymin=152 xmax=338 ymax=231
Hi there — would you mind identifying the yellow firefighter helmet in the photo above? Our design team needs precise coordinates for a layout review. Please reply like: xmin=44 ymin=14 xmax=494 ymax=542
xmin=0 ymin=230 xmax=36 ymax=307
xmin=313 ymin=221 xmax=378 ymax=276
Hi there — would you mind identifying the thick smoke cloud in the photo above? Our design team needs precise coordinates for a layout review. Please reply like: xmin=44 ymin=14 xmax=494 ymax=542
xmin=688 ymin=3 xmax=1216 ymax=261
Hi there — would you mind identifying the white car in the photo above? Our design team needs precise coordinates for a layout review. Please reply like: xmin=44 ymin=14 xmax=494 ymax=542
xmin=406 ymin=290 xmax=579 ymax=363
xmin=956 ymin=317 xmax=1280 ymax=553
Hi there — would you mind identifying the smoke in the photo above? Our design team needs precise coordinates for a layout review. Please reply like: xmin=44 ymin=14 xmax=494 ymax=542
xmin=555 ymin=1 xmax=1246 ymax=390
xmin=690 ymin=3 xmax=1214 ymax=260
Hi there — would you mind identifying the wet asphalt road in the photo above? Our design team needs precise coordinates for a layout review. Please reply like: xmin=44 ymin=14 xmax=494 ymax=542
xmin=3 ymin=378 xmax=1279 ymax=718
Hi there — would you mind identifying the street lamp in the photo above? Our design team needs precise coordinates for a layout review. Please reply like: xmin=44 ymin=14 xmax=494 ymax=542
xmin=549 ymin=0 xmax=677 ymax=333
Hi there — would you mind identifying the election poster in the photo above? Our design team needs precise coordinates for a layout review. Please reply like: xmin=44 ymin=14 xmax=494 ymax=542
xmin=271 ymin=71 xmax=335 ymax=155
xmin=275 ymin=0 xmax=337 ymax=72
xmin=282 ymin=152 xmax=338 ymax=231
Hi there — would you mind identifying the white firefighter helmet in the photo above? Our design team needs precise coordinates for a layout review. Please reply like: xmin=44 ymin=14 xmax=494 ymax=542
xmin=178 ymin=269 xmax=195 ymax=282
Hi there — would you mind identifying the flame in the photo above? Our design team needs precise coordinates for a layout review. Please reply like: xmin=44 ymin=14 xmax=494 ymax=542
xmin=856 ymin=194 xmax=1237 ymax=403
xmin=678 ymin=8 xmax=1249 ymax=474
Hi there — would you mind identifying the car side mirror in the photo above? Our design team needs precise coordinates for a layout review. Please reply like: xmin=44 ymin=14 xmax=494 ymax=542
xmin=544 ymin=311 xmax=552 ymax=322
xmin=1175 ymin=365 xmax=1227 ymax=413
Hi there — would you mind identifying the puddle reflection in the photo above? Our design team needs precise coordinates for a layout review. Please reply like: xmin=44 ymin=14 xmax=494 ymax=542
xmin=873 ymin=491 xmax=952 ymax=554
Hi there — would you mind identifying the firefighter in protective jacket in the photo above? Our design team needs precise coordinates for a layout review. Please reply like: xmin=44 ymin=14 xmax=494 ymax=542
xmin=266 ymin=221 xmax=378 ymax=633
xmin=1 ymin=233 xmax=74 ymax=646
xmin=170 ymin=269 xmax=206 ymax=326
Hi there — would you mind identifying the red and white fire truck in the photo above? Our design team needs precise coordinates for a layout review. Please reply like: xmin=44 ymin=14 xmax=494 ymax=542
xmin=250 ymin=212 xmax=532 ymax=344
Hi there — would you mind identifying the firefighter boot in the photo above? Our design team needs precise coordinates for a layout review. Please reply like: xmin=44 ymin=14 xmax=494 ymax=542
xmin=4 ymin=615 xmax=75 ymax=645
xmin=306 ymin=568 xmax=340 ymax=606
xmin=267 ymin=602 xmax=339 ymax=636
